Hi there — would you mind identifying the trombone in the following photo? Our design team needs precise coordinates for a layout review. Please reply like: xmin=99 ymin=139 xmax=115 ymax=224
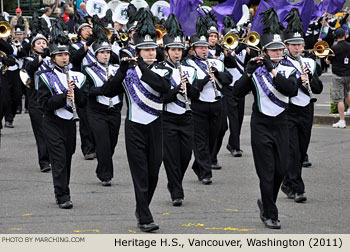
xmin=239 ymin=31 xmax=261 ymax=52
xmin=155 ymin=24 xmax=167 ymax=45
xmin=306 ymin=40 xmax=335 ymax=58
xmin=217 ymin=31 xmax=239 ymax=51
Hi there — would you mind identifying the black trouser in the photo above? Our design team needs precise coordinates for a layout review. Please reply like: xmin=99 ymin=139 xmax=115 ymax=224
xmin=125 ymin=117 xmax=163 ymax=225
xmin=191 ymin=100 xmax=222 ymax=180
xmin=17 ymin=83 xmax=28 ymax=113
xmin=226 ymin=86 xmax=245 ymax=151
xmin=43 ymin=114 xmax=76 ymax=204
xmin=87 ymin=106 xmax=121 ymax=181
xmin=163 ymin=111 xmax=193 ymax=200
xmin=0 ymin=75 xmax=8 ymax=128
xmin=251 ymin=111 xmax=288 ymax=221
xmin=77 ymin=106 xmax=95 ymax=156
xmin=27 ymin=88 xmax=50 ymax=169
xmin=212 ymin=90 xmax=228 ymax=164
xmin=4 ymin=70 xmax=22 ymax=123
xmin=284 ymin=103 xmax=313 ymax=194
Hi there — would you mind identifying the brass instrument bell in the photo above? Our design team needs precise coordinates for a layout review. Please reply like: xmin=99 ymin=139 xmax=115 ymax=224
xmin=240 ymin=31 xmax=260 ymax=51
xmin=219 ymin=32 xmax=239 ymax=50
xmin=0 ymin=21 xmax=11 ymax=38
xmin=155 ymin=24 xmax=167 ymax=41
xmin=311 ymin=40 xmax=335 ymax=58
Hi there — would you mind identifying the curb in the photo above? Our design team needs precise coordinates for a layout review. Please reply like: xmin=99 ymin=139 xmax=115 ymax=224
xmin=314 ymin=114 xmax=350 ymax=125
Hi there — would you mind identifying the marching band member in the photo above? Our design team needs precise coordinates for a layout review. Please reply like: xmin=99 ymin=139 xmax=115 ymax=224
xmin=0 ymin=35 xmax=15 ymax=138
xmin=186 ymin=16 xmax=232 ymax=184
xmin=233 ymin=8 xmax=299 ymax=229
xmin=162 ymin=14 xmax=199 ymax=206
xmin=24 ymin=32 xmax=52 ymax=172
xmin=280 ymin=9 xmax=323 ymax=203
xmin=102 ymin=10 xmax=171 ymax=232
xmin=37 ymin=22 xmax=86 ymax=209
xmin=83 ymin=26 xmax=122 ymax=186
xmin=69 ymin=15 xmax=96 ymax=160
xmin=118 ymin=4 xmax=138 ymax=60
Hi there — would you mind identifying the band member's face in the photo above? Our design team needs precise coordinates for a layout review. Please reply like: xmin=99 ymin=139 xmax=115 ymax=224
xmin=52 ymin=53 xmax=70 ymax=67
xmin=96 ymin=50 xmax=111 ymax=65
xmin=114 ymin=22 xmax=123 ymax=30
xmin=266 ymin=48 xmax=284 ymax=63
xmin=139 ymin=48 xmax=156 ymax=65
xmin=194 ymin=46 xmax=209 ymax=59
xmin=80 ymin=26 xmax=92 ymax=41
xmin=286 ymin=43 xmax=303 ymax=57
xmin=15 ymin=33 xmax=24 ymax=41
xmin=208 ymin=33 xmax=218 ymax=47
xmin=34 ymin=39 xmax=48 ymax=53
xmin=167 ymin=47 xmax=183 ymax=63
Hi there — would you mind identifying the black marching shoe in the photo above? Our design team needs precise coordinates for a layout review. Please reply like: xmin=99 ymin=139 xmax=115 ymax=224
xmin=281 ymin=184 xmax=295 ymax=199
xmin=40 ymin=166 xmax=51 ymax=173
xmin=172 ymin=198 xmax=183 ymax=207
xmin=211 ymin=162 xmax=222 ymax=170
xmin=101 ymin=179 xmax=112 ymax=186
xmin=138 ymin=222 xmax=159 ymax=232
xmin=232 ymin=149 xmax=243 ymax=157
xmin=294 ymin=193 xmax=307 ymax=203
xmin=257 ymin=199 xmax=266 ymax=222
xmin=59 ymin=201 xmax=73 ymax=209
xmin=302 ymin=154 xmax=312 ymax=167
xmin=201 ymin=178 xmax=212 ymax=185
xmin=5 ymin=121 xmax=14 ymax=128
xmin=84 ymin=153 xmax=96 ymax=160
xmin=263 ymin=219 xmax=281 ymax=229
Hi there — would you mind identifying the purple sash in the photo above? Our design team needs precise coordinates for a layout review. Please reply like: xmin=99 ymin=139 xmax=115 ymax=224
xmin=123 ymin=68 xmax=162 ymax=116
xmin=254 ymin=66 xmax=288 ymax=108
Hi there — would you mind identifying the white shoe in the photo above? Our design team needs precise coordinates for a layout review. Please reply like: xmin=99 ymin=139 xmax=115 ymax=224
xmin=332 ymin=120 xmax=346 ymax=128
xmin=344 ymin=109 xmax=350 ymax=116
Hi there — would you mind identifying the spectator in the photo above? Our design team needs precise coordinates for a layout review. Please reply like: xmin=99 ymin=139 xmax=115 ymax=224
xmin=326 ymin=28 xmax=350 ymax=128
xmin=41 ymin=7 xmax=53 ymax=29
xmin=10 ymin=8 xmax=29 ymax=36
xmin=61 ymin=4 xmax=70 ymax=22
xmin=78 ymin=2 xmax=88 ymax=17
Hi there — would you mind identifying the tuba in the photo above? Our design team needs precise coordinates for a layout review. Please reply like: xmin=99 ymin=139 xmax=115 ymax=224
xmin=0 ymin=21 xmax=11 ymax=38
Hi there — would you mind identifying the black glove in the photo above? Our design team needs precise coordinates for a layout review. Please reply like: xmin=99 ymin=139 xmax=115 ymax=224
xmin=86 ymin=36 xmax=94 ymax=46
xmin=263 ymin=54 xmax=274 ymax=72
xmin=245 ymin=60 xmax=260 ymax=74
xmin=137 ymin=56 xmax=147 ymax=72
xmin=235 ymin=43 xmax=248 ymax=55
xmin=110 ymin=34 xmax=118 ymax=45
xmin=119 ymin=59 xmax=129 ymax=75
xmin=41 ymin=48 xmax=50 ymax=58
xmin=195 ymin=75 xmax=211 ymax=91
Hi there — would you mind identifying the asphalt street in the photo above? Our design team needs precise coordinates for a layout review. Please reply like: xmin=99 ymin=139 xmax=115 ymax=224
xmin=0 ymin=72 xmax=349 ymax=234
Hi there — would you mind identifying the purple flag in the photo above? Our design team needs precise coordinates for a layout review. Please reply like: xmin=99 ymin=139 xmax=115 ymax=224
xmin=170 ymin=0 xmax=205 ymax=36
xmin=251 ymin=0 xmax=316 ymax=35
xmin=210 ymin=0 xmax=243 ymax=33
xmin=315 ymin=0 xmax=346 ymax=16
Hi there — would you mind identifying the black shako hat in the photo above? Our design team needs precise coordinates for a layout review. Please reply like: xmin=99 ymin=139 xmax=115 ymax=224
xmin=283 ymin=8 xmax=304 ymax=45
xmin=163 ymin=14 xmax=184 ymax=49
xmin=133 ymin=9 xmax=157 ymax=49
xmin=259 ymin=8 xmax=285 ymax=50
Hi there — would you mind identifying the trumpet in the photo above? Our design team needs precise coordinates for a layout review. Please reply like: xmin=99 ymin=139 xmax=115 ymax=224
xmin=203 ymin=54 xmax=221 ymax=100
xmin=12 ymin=38 xmax=21 ymax=47
xmin=175 ymin=58 xmax=191 ymax=111
xmin=68 ymin=33 xmax=78 ymax=43
xmin=64 ymin=63 xmax=79 ymax=121
xmin=305 ymin=40 xmax=335 ymax=58
xmin=295 ymin=53 xmax=317 ymax=102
